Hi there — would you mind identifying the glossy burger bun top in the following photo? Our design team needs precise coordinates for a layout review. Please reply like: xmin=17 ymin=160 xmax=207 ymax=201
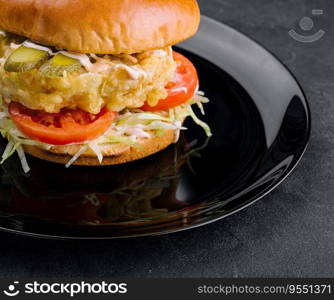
xmin=0 ymin=0 xmax=200 ymax=54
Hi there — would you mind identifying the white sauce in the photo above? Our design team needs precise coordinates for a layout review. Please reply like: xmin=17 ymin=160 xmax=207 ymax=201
xmin=151 ymin=49 xmax=168 ymax=57
xmin=169 ymin=87 xmax=188 ymax=94
xmin=58 ymin=52 xmax=147 ymax=78
xmin=118 ymin=65 xmax=147 ymax=80
xmin=59 ymin=51 xmax=93 ymax=70
xmin=23 ymin=41 xmax=53 ymax=54
xmin=89 ymin=61 xmax=111 ymax=73
xmin=172 ymin=72 xmax=183 ymax=84
xmin=86 ymin=56 xmax=114 ymax=73
xmin=114 ymin=123 xmax=151 ymax=140
xmin=10 ymin=42 xmax=20 ymax=50
xmin=0 ymin=31 xmax=5 ymax=37
xmin=125 ymin=127 xmax=151 ymax=139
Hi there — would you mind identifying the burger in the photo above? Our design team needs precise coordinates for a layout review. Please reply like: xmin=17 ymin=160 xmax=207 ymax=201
xmin=0 ymin=0 xmax=211 ymax=173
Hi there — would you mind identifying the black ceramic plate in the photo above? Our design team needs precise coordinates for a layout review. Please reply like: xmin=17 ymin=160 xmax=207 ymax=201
xmin=0 ymin=17 xmax=311 ymax=239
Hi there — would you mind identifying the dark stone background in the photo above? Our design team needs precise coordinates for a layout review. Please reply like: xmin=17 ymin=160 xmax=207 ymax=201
xmin=0 ymin=0 xmax=333 ymax=277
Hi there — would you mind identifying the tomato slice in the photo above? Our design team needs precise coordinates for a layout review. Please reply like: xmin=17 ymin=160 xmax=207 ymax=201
xmin=141 ymin=51 xmax=199 ymax=112
xmin=9 ymin=102 xmax=116 ymax=145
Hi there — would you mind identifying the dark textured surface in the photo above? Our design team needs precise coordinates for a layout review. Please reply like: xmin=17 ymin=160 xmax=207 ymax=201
xmin=0 ymin=0 xmax=333 ymax=277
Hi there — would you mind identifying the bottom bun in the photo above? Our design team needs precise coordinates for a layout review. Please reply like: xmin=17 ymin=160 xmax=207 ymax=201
xmin=23 ymin=129 xmax=177 ymax=166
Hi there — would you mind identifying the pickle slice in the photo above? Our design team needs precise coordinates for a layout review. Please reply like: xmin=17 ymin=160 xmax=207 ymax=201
xmin=39 ymin=54 xmax=82 ymax=76
xmin=4 ymin=46 xmax=49 ymax=72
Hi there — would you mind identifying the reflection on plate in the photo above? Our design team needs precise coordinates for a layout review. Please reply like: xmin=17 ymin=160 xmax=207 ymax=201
xmin=1 ymin=136 xmax=204 ymax=225
xmin=0 ymin=17 xmax=311 ymax=239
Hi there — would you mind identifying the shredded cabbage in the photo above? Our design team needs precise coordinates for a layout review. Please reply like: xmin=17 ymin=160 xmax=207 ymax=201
xmin=0 ymin=92 xmax=211 ymax=172
xmin=189 ymin=109 xmax=212 ymax=137
xmin=88 ymin=141 xmax=103 ymax=164
xmin=16 ymin=144 xmax=30 ymax=173
xmin=65 ymin=145 xmax=88 ymax=168
xmin=117 ymin=113 xmax=171 ymax=126
xmin=98 ymin=135 xmax=140 ymax=147
xmin=1 ymin=140 xmax=19 ymax=164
